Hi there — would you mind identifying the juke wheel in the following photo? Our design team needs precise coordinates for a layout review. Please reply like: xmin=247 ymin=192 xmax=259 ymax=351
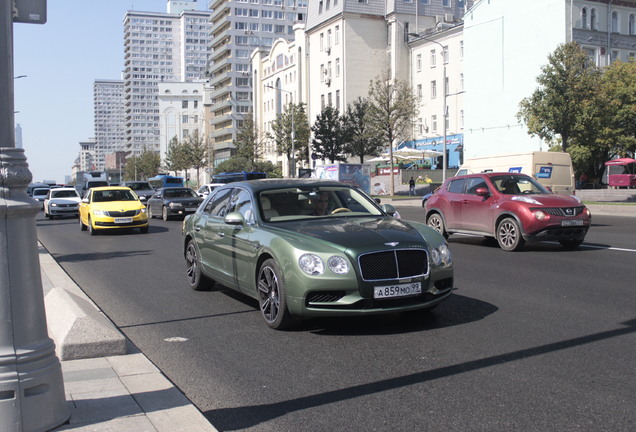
xmin=426 ymin=213 xmax=448 ymax=239
xmin=497 ymin=217 xmax=525 ymax=251
xmin=257 ymin=259 xmax=295 ymax=330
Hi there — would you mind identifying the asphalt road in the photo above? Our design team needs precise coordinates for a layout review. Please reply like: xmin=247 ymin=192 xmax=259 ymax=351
xmin=36 ymin=208 xmax=636 ymax=432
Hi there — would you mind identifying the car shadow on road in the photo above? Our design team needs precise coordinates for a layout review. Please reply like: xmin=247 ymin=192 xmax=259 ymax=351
xmin=304 ymin=293 xmax=497 ymax=336
xmin=203 ymin=317 xmax=636 ymax=431
xmin=448 ymin=235 xmax=610 ymax=253
xmin=218 ymin=288 xmax=496 ymax=336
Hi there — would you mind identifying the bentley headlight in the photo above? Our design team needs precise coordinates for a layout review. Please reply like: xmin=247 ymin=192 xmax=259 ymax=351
xmin=327 ymin=256 xmax=349 ymax=274
xmin=299 ymin=254 xmax=325 ymax=275
xmin=431 ymin=244 xmax=452 ymax=266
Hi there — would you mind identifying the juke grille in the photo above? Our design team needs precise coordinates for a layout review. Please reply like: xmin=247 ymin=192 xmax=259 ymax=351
xmin=531 ymin=206 xmax=585 ymax=217
xmin=358 ymin=249 xmax=428 ymax=281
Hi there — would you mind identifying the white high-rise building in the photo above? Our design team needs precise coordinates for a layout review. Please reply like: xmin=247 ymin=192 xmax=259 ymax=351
xmin=206 ymin=0 xmax=308 ymax=165
xmin=93 ymin=79 xmax=125 ymax=170
xmin=123 ymin=1 xmax=211 ymax=157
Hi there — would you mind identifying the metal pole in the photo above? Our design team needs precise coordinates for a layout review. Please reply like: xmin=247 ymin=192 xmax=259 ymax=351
xmin=1 ymin=1 xmax=69 ymax=430
xmin=290 ymin=101 xmax=295 ymax=178
xmin=443 ymin=61 xmax=447 ymax=181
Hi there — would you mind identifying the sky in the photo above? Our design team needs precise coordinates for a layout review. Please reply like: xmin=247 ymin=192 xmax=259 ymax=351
xmin=13 ymin=1 xmax=206 ymax=184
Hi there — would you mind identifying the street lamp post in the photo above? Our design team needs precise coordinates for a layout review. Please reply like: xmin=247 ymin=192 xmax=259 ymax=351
xmin=1 ymin=3 xmax=69 ymax=430
xmin=265 ymin=84 xmax=295 ymax=178
xmin=409 ymin=34 xmax=448 ymax=181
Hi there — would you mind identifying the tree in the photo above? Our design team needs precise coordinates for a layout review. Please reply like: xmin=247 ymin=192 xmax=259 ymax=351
xmin=184 ymin=130 xmax=207 ymax=187
xmin=311 ymin=105 xmax=347 ymax=164
xmin=343 ymin=97 xmax=384 ymax=163
xmin=214 ymin=157 xmax=283 ymax=178
xmin=599 ymin=60 xmax=636 ymax=158
xmin=366 ymin=70 xmax=419 ymax=194
xmin=123 ymin=147 xmax=160 ymax=180
xmin=164 ymin=136 xmax=189 ymax=178
xmin=270 ymin=103 xmax=310 ymax=175
xmin=233 ymin=113 xmax=267 ymax=168
xmin=517 ymin=42 xmax=603 ymax=154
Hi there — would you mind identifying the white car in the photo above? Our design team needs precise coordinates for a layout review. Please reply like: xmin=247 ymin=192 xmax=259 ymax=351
xmin=196 ymin=183 xmax=224 ymax=198
xmin=43 ymin=187 xmax=82 ymax=219
xmin=32 ymin=187 xmax=50 ymax=209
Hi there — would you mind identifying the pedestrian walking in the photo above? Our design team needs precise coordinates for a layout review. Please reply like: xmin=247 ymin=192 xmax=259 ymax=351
xmin=409 ymin=177 xmax=416 ymax=196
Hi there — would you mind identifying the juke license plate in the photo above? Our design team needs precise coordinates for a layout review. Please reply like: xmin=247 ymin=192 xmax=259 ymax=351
xmin=561 ymin=219 xmax=583 ymax=226
xmin=114 ymin=217 xmax=133 ymax=224
xmin=374 ymin=282 xmax=422 ymax=299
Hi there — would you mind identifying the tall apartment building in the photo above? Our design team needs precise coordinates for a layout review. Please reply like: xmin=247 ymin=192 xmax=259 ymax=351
xmin=206 ymin=0 xmax=308 ymax=165
xmin=93 ymin=79 xmax=125 ymax=171
xmin=123 ymin=1 xmax=211 ymax=158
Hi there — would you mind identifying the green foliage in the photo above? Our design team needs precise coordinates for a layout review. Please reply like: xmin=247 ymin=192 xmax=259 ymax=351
xmin=124 ymin=147 xmax=160 ymax=180
xmin=164 ymin=136 xmax=188 ymax=174
xmin=183 ymin=130 xmax=208 ymax=186
xmin=270 ymin=103 xmax=310 ymax=172
xmin=518 ymin=42 xmax=636 ymax=178
xmin=343 ymin=97 xmax=384 ymax=163
xmin=233 ymin=113 xmax=263 ymax=162
xmin=311 ymin=105 xmax=348 ymax=163
xmin=214 ymin=157 xmax=282 ymax=178
xmin=366 ymin=70 xmax=419 ymax=151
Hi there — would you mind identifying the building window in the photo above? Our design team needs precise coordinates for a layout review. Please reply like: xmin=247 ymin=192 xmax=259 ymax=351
xmin=430 ymin=49 xmax=436 ymax=67
xmin=335 ymin=25 xmax=340 ymax=44
xmin=320 ymin=33 xmax=324 ymax=51
xmin=417 ymin=84 xmax=422 ymax=99
xmin=321 ymin=94 xmax=325 ymax=109
xmin=418 ymin=118 xmax=423 ymax=135
xmin=336 ymin=90 xmax=340 ymax=110
xmin=320 ymin=64 xmax=325 ymax=82
xmin=431 ymin=80 xmax=437 ymax=99
xmin=442 ymin=0 xmax=450 ymax=6
xmin=431 ymin=115 xmax=437 ymax=133
xmin=194 ymin=101 xmax=198 ymax=109
xmin=611 ymin=50 xmax=619 ymax=63
xmin=581 ymin=7 xmax=588 ymax=29
xmin=444 ymin=76 xmax=449 ymax=96
xmin=182 ymin=101 xmax=188 ymax=108
xmin=460 ymin=40 xmax=464 ymax=59
xmin=460 ymin=110 xmax=464 ymax=129
xmin=591 ymin=8 xmax=597 ymax=31
xmin=328 ymin=92 xmax=332 ymax=106
xmin=612 ymin=11 xmax=620 ymax=33
xmin=335 ymin=58 xmax=340 ymax=77
xmin=630 ymin=14 xmax=636 ymax=35
xmin=416 ymin=54 xmax=422 ymax=71
xmin=460 ymin=73 xmax=464 ymax=91
xmin=443 ymin=46 xmax=449 ymax=64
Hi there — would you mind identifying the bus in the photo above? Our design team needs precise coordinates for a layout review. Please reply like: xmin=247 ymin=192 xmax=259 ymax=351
xmin=147 ymin=174 xmax=185 ymax=189
xmin=211 ymin=171 xmax=267 ymax=184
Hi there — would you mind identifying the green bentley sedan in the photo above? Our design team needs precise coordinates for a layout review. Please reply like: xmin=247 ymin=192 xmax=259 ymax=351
xmin=182 ymin=179 xmax=453 ymax=329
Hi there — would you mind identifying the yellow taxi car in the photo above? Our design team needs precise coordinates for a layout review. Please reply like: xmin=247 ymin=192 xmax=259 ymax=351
xmin=79 ymin=186 xmax=149 ymax=235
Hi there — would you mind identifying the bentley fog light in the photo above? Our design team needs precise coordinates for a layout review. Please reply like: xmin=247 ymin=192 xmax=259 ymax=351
xmin=299 ymin=254 xmax=325 ymax=275
xmin=327 ymin=256 xmax=349 ymax=274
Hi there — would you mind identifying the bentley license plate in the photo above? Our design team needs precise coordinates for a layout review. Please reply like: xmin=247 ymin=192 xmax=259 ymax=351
xmin=561 ymin=220 xmax=583 ymax=226
xmin=114 ymin=217 xmax=133 ymax=224
xmin=374 ymin=282 xmax=421 ymax=299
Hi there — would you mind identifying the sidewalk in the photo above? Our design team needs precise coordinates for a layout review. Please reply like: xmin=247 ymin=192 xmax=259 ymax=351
xmin=39 ymin=246 xmax=218 ymax=432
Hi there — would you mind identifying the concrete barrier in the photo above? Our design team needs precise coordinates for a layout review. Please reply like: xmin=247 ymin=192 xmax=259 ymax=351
xmin=39 ymin=245 xmax=127 ymax=360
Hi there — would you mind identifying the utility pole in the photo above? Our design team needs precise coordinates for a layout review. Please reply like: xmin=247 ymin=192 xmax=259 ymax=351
xmin=1 ymin=1 xmax=69 ymax=430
